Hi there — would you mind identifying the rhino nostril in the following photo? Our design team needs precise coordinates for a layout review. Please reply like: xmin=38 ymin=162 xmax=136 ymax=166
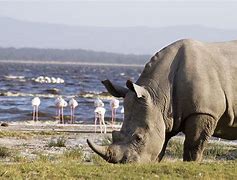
xmin=120 ymin=155 xmax=128 ymax=163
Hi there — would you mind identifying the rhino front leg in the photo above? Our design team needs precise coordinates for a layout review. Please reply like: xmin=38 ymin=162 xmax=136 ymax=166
xmin=156 ymin=132 xmax=177 ymax=162
xmin=156 ymin=136 xmax=170 ymax=162
xmin=183 ymin=114 xmax=217 ymax=161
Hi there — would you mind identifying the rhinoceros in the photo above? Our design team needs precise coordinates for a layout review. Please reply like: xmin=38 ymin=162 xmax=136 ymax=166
xmin=87 ymin=39 xmax=237 ymax=163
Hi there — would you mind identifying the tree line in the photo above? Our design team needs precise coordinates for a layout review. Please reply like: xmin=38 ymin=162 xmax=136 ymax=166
xmin=0 ymin=47 xmax=150 ymax=65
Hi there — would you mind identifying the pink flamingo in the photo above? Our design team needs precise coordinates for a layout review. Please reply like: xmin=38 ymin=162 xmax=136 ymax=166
xmin=32 ymin=97 xmax=41 ymax=121
xmin=110 ymin=98 xmax=119 ymax=129
xmin=94 ymin=106 xmax=106 ymax=133
xmin=55 ymin=96 xmax=67 ymax=124
xmin=69 ymin=98 xmax=78 ymax=124
xmin=94 ymin=98 xmax=104 ymax=107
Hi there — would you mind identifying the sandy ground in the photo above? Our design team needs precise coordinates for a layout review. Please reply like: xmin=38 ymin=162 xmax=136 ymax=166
xmin=0 ymin=121 xmax=120 ymax=162
xmin=0 ymin=120 xmax=236 ymax=163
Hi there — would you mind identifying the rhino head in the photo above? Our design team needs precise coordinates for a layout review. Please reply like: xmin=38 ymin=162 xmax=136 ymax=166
xmin=87 ymin=79 xmax=166 ymax=163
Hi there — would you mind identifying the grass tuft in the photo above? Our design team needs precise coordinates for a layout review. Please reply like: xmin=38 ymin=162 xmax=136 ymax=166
xmin=204 ymin=142 xmax=237 ymax=160
xmin=165 ymin=139 xmax=184 ymax=159
xmin=47 ymin=137 xmax=66 ymax=147
xmin=101 ymin=136 xmax=112 ymax=146
xmin=63 ymin=148 xmax=83 ymax=161
xmin=0 ymin=146 xmax=11 ymax=158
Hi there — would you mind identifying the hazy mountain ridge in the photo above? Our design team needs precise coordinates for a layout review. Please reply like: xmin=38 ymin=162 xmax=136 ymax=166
xmin=0 ymin=47 xmax=150 ymax=65
xmin=1 ymin=17 xmax=237 ymax=55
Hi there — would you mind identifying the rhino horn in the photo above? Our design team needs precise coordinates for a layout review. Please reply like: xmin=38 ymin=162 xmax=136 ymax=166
xmin=87 ymin=139 xmax=110 ymax=161
xmin=102 ymin=79 xmax=128 ymax=98
xmin=126 ymin=80 xmax=147 ymax=98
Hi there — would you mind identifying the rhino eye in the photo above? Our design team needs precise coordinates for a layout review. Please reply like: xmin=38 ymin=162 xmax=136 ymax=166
xmin=133 ymin=134 xmax=143 ymax=142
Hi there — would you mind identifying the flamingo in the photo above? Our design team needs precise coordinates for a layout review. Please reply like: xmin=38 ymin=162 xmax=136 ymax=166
xmin=120 ymin=106 xmax=124 ymax=120
xmin=110 ymin=98 xmax=119 ymax=129
xmin=32 ymin=97 xmax=41 ymax=121
xmin=94 ymin=106 xmax=106 ymax=133
xmin=94 ymin=97 xmax=104 ymax=107
xmin=69 ymin=98 xmax=78 ymax=124
xmin=55 ymin=96 xmax=67 ymax=124
xmin=55 ymin=97 xmax=61 ymax=117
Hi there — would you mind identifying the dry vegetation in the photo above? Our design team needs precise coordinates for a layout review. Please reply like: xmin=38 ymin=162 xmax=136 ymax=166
xmin=0 ymin=130 xmax=236 ymax=179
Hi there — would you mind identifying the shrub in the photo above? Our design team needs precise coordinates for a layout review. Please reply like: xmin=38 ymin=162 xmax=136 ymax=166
xmin=204 ymin=142 xmax=237 ymax=160
xmin=101 ymin=136 xmax=112 ymax=146
xmin=63 ymin=148 xmax=83 ymax=160
xmin=0 ymin=146 xmax=11 ymax=158
xmin=47 ymin=137 xmax=66 ymax=147
xmin=165 ymin=139 xmax=184 ymax=159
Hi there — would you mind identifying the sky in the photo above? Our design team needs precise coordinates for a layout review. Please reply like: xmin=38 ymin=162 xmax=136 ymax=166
xmin=0 ymin=0 xmax=236 ymax=29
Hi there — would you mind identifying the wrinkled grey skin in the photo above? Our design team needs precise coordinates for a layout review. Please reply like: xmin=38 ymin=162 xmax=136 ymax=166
xmin=87 ymin=39 xmax=237 ymax=163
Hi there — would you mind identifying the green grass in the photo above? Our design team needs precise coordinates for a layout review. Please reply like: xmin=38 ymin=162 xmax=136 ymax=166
xmin=0 ymin=146 xmax=11 ymax=158
xmin=101 ymin=136 xmax=112 ymax=146
xmin=0 ymin=160 xmax=236 ymax=179
xmin=47 ymin=137 xmax=66 ymax=147
xmin=165 ymin=138 xmax=237 ymax=161
xmin=0 ymin=132 xmax=236 ymax=179
xmin=0 ymin=130 xmax=62 ymax=139
xmin=63 ymin=148 xmax=84 ymax=161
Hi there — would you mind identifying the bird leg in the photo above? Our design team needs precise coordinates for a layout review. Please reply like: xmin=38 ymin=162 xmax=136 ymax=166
xmin=70 ymin=107 xmax=73 ymax=124
xmin=72 ymin=108 xmax=75 ymax=124
xmin=114 ymin=108 xmax=117 ymax=127
xmin=94 ymin=113 xmax=98 ymax=133
xmin=36 ymin=106 xmax=39 ymax=121
xmin=56 ymin=107 xmax=61 ymax=122
xmin=61 ymin=107 xmax=64 ymax=124
xmin=56 ymin=108 xmax=58 ymax=119
xmin=101 ymin=114 xmax=106 ymax=134
xmin=99 ymin=115 xmax=103 ymax=134
xmin=111 ymin=108 xmax=115 ymax=129
xmin=32 ymin=106 xmax=36 ymax=121
xmin=59 ymin=107 xmax=63 ymax=124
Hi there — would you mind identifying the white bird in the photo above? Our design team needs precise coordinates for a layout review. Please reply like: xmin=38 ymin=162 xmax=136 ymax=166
xmin=110 ymin=98 xmax=119 ymax=129
xmin=94 ymin=98 xmax=104 ymax=107
xmin=120 ymin=106 xmax=125 ymax=121
xmin=94 ymin=106 xmax=106 ymax=134
xmin=55 ymin=96 xmax=67 ymax=124
xmin=69 ymin=98 xmax=78 ymax=124
xmin=120 ymin=106 xmax=124 ymax=114
xmin=32 ymin=97 xmax=41 ymax=121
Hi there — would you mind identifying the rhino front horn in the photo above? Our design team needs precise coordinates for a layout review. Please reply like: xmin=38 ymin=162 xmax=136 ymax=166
xmin=87 ymin=139 xmax=110 ymax=161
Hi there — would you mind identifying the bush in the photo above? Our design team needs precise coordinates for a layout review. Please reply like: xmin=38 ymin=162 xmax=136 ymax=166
xmin=63 ymin=148 xmax=83 ymax=161
xmin=204 ymin=142 xmax=237 ymax=160
xmin=0 ymin=146 xmax=11 ymax=158
xmin=47 ymin=137 xmax=66 ymax=147
xmin=101 ymin=136 xmax=112 ymax=146
xmin=165 ymin=139 xmax=184 ymax=159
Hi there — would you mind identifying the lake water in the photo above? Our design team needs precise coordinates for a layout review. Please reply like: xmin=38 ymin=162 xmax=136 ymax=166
xmin=0 ymin=62 xmax=143 ymax=123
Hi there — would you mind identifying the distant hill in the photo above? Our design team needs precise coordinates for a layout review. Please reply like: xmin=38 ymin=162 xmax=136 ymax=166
xmin=0 ymin=17 xmax=237 ymax=54
xmin=0 ymin=47 xmax=150 ymax=65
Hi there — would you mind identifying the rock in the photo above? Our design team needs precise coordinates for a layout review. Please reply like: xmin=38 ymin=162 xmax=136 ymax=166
xmin=1 ymin=122 xmax=9 ymax=127
xmin=45 ymin=88 xmax=60 ymax=95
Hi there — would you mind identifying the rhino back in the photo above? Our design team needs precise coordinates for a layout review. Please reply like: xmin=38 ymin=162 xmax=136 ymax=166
xmin=138 ymin=39 xmax=237 ymax=133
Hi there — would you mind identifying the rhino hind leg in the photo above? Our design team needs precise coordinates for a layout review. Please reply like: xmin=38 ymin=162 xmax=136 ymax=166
xmin=183 ymin=114 xmax=217 ymax=162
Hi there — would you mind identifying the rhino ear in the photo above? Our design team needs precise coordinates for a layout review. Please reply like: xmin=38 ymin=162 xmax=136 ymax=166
xmin=102 ymin=79 xmax=128 ymax=98
xmin=126 ymin=80 xmax=147 ymax=98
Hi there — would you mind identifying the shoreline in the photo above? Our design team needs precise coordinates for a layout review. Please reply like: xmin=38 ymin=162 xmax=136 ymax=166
xmin=1 ymin=121 xmax=236 ymax=145
xmin=0 ymin=120 xmax=122 ymax=133
xmin=0 ymin=60 xmax=144 ymax=67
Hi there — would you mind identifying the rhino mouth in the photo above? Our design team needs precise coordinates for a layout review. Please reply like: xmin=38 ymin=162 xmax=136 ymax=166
xmin=87 ymin=139 xmax=110 ymax=161
xmin=87 ymin=139 xmax=133 ymax=163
